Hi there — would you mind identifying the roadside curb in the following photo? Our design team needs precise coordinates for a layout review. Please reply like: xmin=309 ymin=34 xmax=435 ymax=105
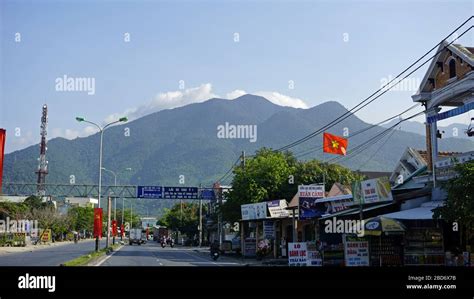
xmin=91 ymin=244 xmax=124 ymax=266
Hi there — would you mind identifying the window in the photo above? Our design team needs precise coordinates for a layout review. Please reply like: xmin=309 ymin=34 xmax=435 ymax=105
xmin=448 ymin=58 xmax=456 ymax=78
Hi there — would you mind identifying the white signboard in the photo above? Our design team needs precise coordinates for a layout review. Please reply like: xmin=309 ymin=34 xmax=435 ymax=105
xmin=267 ymin=200 xmax=290 ymax=218
xmin=306 ymin=242 xmax=323 ymax=266
xmin=298 ymin=185 xmax=325 ymax=198
xmin=288 ymin=242 xmax=308 ymax=266
xmin=344 ymin=237 xmax=370 ymax=267
xmin=360 ymin=177 xmax=392 ymax=204
xmin=241 ymin=202 xmax=268 ymax=220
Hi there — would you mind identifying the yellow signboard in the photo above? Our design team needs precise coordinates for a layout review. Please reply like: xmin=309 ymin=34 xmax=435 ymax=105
xmin=41 ymin=229 xmax=52 ymax=243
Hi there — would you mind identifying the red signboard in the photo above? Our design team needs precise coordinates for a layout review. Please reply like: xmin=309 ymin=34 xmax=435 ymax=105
xmin=112 ymin=220 xmax=117 ymax=237
xmin=94 ymin=208 xmax=103 ymax=238
xmin=0 ymin=129 xmax=6 ymax=192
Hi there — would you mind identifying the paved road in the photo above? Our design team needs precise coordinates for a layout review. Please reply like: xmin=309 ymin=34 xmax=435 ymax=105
xmin=0 ymin=239 xmax=109 ymax=266
xmin=101 ymin=241 xmax=244 ymax=266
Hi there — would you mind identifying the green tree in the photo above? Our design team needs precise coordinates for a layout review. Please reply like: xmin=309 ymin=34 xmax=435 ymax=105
xmin=115 ymin=208 xmax=141 ymax=228
xmin=222 ymin=148 xmax=365 ymax=223
xmin=159 ymin=202 xmax=203 ymax=238
xmin=434 ymin=161 xmax=474 ymax=250
xmin=68 ymin=206 xmax=94 ymax=232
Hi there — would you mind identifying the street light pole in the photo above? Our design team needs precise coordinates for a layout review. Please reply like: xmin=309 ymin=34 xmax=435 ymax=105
xmin=75 ymin=116 xmax=127 ymax=250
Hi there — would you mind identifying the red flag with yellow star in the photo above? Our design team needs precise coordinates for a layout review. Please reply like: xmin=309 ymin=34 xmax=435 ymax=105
xmin=94 ymin=208 xmax=103 ymax=238
xmin=323 ymin=132 xmax=348 ymax=156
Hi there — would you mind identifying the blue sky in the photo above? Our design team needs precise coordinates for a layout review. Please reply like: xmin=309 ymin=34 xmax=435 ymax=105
xmin=1 ymin=0 xmax=473 ymax=153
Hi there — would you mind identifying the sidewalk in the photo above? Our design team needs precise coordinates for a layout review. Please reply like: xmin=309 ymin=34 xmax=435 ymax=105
xmin=0 ymin=239 xmax=93 ymax=255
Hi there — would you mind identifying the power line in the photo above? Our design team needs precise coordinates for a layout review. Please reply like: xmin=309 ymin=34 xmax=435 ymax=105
xmin=215 ymin=156 xmax=240 ymax=184
xmin=210 ymin=18 xmax=473 ymax=186
xmin=275 ymin=19 xmax=473 ymax=152
xmin=293 ymin=103 xmax=421 ymax=159
xmin=326 ymin=110 xmax=426 ymax=165
xmin=354 ymin=126 xmax=398 ymax=171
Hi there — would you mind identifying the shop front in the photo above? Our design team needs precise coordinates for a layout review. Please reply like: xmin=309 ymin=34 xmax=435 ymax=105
xmin=239 ymin=200 xmax=291 ymax=259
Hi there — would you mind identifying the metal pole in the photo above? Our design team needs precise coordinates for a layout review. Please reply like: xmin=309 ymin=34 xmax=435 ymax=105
xmin=130 ymin=201 xmax=133 ymax=229
xmin=114 ymin=174 xmax=117 ymax=220
xmin=292 ymin=209 xmax=297 ymax=243
xmin=98 ymin=130 xmax=103 ymax=209
xmin=199 ymin=199 xmax=203 ymax=247
xmin=106 ymin=196 xmax=111 ymax=248
xmin=121 ymin=198 xmax=125 ymax=241
xmin=122 ymin=198 xmax=125 ymax=224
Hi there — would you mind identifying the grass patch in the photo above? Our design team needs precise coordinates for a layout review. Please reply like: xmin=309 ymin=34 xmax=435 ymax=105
xmin=62 ymin=243 xmax=122 ymax=266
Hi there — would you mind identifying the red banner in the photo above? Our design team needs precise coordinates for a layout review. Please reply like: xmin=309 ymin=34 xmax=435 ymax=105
xmin=120 ymin=224 xmax=125 ymax=237
xmin=112 ymin=220 xmax=117 ymax=237
xmin=0 ymin=129 xmax=5 ymax=192
xmin=323 ymin=132 xmax=348 ymax=156
xmin=93 ymin=208 xmax=103 ymax=238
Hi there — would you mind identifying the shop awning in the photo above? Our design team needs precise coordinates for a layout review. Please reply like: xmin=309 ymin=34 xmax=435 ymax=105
xmin=318 ymin=207 xmax=360 ymax=220
xmin=381 ymin=201 xmax=444 ymax=220
xmin=341 ymin=202 xmax=396 ymax=216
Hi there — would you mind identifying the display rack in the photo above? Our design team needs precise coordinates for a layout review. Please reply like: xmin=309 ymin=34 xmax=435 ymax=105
xmin=323 ymin=243 xmax=344 ymax=266
xmin=404 ymin=228 xmax=444 ymax=266
xmin=369 ymin=235 xmax=403 ymax=266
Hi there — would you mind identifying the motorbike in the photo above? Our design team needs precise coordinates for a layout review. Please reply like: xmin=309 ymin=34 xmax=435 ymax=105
xmin=160 ymin=240 xmax=166 ymax=248
xmin=211 ymin=250 xmax=219 ymax=261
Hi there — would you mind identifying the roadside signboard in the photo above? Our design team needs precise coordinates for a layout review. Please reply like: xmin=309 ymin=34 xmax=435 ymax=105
xmin=200 ymin=189 xmax=215 ymax=200
xmin=288 ymin=242 xmax=308 ymax=266
xmin=267 ymin=200 xmax=290 ymax=218
xmin=306 ymin=242 xmax=323 ymax=267
xmin=344 ymin=236 xmax=369 ymax=267
xmin=241 ymin=202 xmax=267 ymax=220
xmin=263 ymin=221 xmax=275 ymax=240
xmin=163 ymin=187 xmax=198 ymax=199
xmin=244 ymin=238 xmax=256 ymax=257
xmin=41 ymin=229 xmax=51 ymax=243
xmin=298 ymin=185 xmax=325 ymax=220
xmin=137 ymin=186 xmax=163 ymax=199
xmin=359 ymin=177 xmax=392 ymax=204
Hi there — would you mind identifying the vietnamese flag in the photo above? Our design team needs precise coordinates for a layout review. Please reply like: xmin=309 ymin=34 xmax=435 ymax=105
xmin=0 ymin=129 xmax=5 ymax=192
xmin=112 ymin=220 xmax=118 ymax=237
xmin=94 ymin=208 xmax=103 ymax=238
xmin=323 ymin=132 xmax=348 ymax=156
xmin=120 ymin=224 xmax=125 ymax=237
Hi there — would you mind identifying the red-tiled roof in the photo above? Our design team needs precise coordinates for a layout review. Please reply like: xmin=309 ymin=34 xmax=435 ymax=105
xmin=416 ymin=149 xmax=463 ymax=164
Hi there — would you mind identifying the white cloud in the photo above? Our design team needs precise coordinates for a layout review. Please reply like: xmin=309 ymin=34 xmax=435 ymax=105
xmin=253 ymin=91 xmax=309 ymax=109
xmin=4 ymin=130 xmax=35 ymax=153
xmin=104 ymin=84 xmax=309 ymax=125
xmin=225 ymin=89 xmax=247 ymax=99
xmin=104 ymin=83 xmax=218 ymax=123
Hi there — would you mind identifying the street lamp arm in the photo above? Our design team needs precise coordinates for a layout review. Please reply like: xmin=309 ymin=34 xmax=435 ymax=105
xmin=81 ymin=120 xmax=102 ymax=132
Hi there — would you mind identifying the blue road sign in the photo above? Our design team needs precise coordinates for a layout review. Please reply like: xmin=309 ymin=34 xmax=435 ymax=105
xmin=163 ymin=187 xmax=198 ymax=199
xmin=200 ymin=189 xmax=215 ymax=200
xmin=137 ymin=186 xmax=163 ymax=199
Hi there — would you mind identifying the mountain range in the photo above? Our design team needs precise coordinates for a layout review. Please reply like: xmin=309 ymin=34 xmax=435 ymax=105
xmin=3 ymin=95 xmax=474 ymax=215
xmin=382 ymin=119 xmax=472 ymax=139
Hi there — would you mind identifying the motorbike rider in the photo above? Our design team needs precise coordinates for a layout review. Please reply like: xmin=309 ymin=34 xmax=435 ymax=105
xmin=210 ymin=240 xmax=220 ymax=255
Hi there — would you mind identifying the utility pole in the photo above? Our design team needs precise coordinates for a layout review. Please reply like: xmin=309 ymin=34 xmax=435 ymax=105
xmin=106 ymin=196 xmax=112 ymax=248
xmin=241 ymin=150 xmax=246 ymax=168
xmin=199 ymin=184 xmax=203 ymax=247
xmin=121 ymin=198 xmax=125 ymax=241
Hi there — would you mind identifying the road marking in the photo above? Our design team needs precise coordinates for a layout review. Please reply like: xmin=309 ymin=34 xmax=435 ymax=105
xmin=95 ymin=246 xmax=123 ymax=266
xmin=191 ymin=262 xmax=239 ymax=265
xmin=180 ymin=250 xmax=220 ymax=266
